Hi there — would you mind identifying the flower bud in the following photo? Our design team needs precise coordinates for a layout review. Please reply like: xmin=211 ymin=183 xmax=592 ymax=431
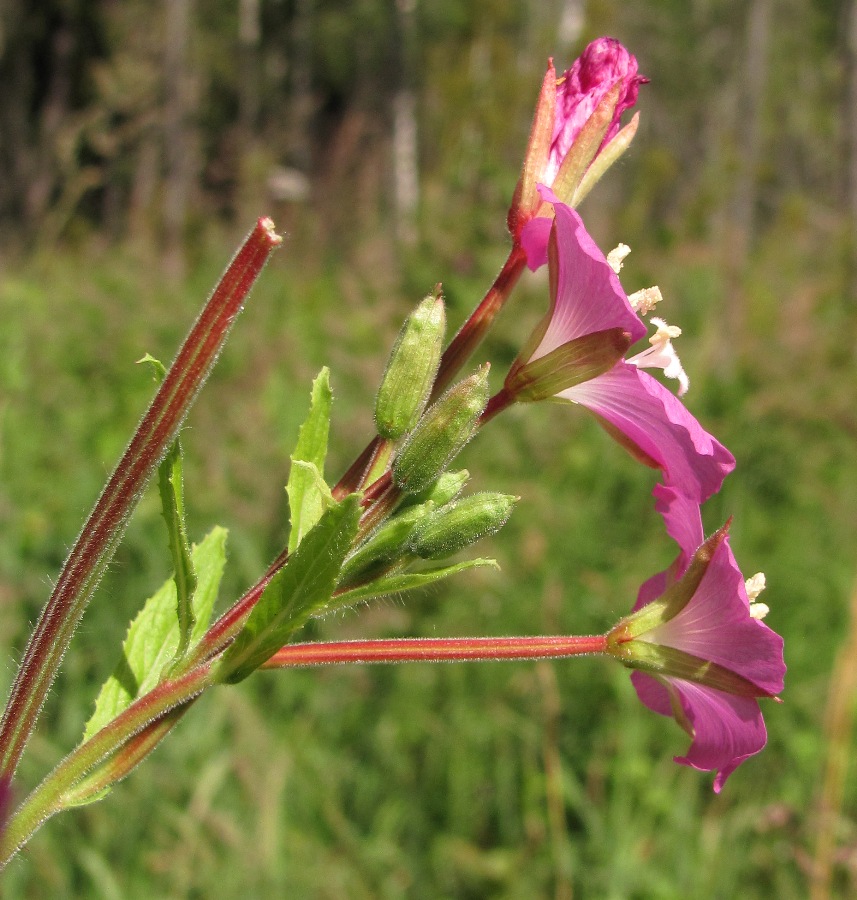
xmin=392 ymin=366 xmax=490 ymax=495
xmin=338 ymin=503 xmax=431 ymax=586
xmin=398 ymin=469 xmax=470 ymax=510
xmin=375 ymin=288 xmax=446 ymax=440
xmin=409 ymin=493 xmax=518 ymax=560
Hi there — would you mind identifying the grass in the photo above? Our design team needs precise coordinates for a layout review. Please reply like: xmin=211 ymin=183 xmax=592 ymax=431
xmin=0 ymin=216 xmax=854 ymax=897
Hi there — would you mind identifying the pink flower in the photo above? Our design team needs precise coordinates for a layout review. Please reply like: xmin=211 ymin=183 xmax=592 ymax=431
xmin=545 ymin=37 xmax=645 ymax=186
xmin=608 ymin=488 xmax=785 ymax=791
xmin=508 ymin=191 xmax=734 ymax=505
xmin=511 ymin=39 xmax=645 ymax=234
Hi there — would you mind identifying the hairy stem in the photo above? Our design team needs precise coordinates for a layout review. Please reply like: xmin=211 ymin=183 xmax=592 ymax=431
xmin=261 ymin=634 xmax=608 ymax=667
xmin=0 ymin=664 xmax=213 ymax=868
xmin=0 ymin=219 xmax=282 ymax=787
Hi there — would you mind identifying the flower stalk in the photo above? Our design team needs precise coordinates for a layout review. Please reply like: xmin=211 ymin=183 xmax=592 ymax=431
xmin=261 ymin=634 xmax=608 ymax=667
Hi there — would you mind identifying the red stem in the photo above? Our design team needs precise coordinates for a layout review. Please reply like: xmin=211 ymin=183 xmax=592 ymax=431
xmin=430 ymin=243 xmax=527 ymax=400
xmin=332 ymin=243 xmax=527 ymax=500
xmin=196 ymin=245 xmax=528 ymax=672
xmin=0 ymin=219 xmax=282 ymax=786
xmin=261 ymin=634 xmax=607 ymax=667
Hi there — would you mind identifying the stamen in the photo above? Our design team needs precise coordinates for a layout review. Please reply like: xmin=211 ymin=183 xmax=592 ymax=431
xmin=749 ymin=602 xmax=770 ymax=621
xmin=745 ymin=573 xmax=768 ymax=619
xmin=628 ymin=285 xmax=662 ymax=315
xmin=607 ymin=243 xmax=631 ymax=273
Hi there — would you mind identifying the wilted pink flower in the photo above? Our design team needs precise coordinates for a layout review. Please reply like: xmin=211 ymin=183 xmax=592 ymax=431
xmin=608 ymin=488 xmax=785 ymax=791
xmin=508 ymin=191 xmax=734 ymax=505
xmin=511 ymin=39 xmax=645 ymax=234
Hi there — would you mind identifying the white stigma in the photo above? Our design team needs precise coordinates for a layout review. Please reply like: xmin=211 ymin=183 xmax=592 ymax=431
xmin=607 ymin=243 xmax=631 ymax=274
xmin=627 ymin=316 xmax=690 ymax=396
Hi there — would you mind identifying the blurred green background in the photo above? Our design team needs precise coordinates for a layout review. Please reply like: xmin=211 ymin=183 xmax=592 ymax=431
xmin=1 ymin=0 xmax=855 ymax=896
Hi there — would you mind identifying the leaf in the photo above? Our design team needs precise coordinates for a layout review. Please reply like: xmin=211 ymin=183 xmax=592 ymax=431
xmin=328 ymin=558 xmax=499 ymax=608
xmin=287 ymin=368 xmax=333 ymax=553
xmin=137 ymin=353 xmax=167 ymax=381
xmin=288 ymin=460 xmax=334 ymax=544
xmin=83 ymin=527 xmax=228 ymax=742
xmin=217 ymin=495 xmax=361 ymax=684
xmin=158 ymin=440 xmax=197 ymax=657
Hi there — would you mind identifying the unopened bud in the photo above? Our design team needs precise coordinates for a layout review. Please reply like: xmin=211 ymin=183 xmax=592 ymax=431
xmin=392 ymin=367 xmax=490 ymax=495
xmin=398 ymin=469 xmax=470 ymax=510
xmin=375 ymin=288 xmax=446 ymax=440
xmin=339 ymin=504 xmax=431 ymax=586
xmin=409 ymin=492 xmax=518 ymax=559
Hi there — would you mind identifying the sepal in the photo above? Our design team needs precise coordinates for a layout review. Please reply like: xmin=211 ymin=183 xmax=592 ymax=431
xmin=505 ymin=328 xmax=631 ymax=402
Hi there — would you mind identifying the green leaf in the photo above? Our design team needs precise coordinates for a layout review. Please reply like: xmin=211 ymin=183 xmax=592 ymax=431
xmin=329 ymin=558 xmax=499 ymax=608
xmin=287 ymin=368 xmax=333 ymax=553
xmin=158 ymin=440 xmax=197 ymax=657
xmin=83 ymin=527 xmax=228 ymax=742
xmin=289 ymin=459 xmax=334 ymax=541
xmin=217 ymin=494 xmax=361 ymax=684
xmin=137 ymin=353 xmax=167 ymax=381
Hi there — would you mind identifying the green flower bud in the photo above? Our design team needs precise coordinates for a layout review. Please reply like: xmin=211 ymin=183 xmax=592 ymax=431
xmin=375 ymin=288 xmax=446 ymax=440
xmin=392 ymin=366 xmax=490 ymax=495
xmin=398 ymin=469 xmax=470 ymax=510
xmin=409 ymin=492 xmax=518 ymax=559
xmin=338 ymin=503 xmax=431 ymax=586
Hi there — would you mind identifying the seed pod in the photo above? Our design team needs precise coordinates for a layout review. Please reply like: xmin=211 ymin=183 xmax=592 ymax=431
xmin=409 ymin=492 xmax=518 ymax=559
xmin=338 ymin=503 xmax=431 ymax=586
xmin=392 ymin=366 xmax=489 ymax=495
xmin=375 ymin=288 xmax=446 ymax=440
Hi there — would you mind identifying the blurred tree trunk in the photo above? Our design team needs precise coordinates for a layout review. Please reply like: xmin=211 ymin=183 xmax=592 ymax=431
xmin=163 ymin=0 xmax=195 ymax=277
xmin=722 ymin=0 xmax=771 ymax=366
xmin=238 ymin=0 xmax=261 ymax=136
xmin=25 ymin=10 xmax=74 ymax=225
xmin=287 ymin=0 xmax=313 ymax=172
xmin=846 ymin=0 xmax=857 ymax=303
xmin=0 ymin=2 xmax=30 ymax=250
xmin=393 ymin=0 xmax=418 ymax=246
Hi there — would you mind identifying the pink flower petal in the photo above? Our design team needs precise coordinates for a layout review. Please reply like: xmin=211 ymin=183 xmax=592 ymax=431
xmin=631 ymin=671 xmax=768 ymax=793
xmin=531 ymin=202 xmax=646 ymax=355
xmin=645 ymin=538 xmax=785 ymax=696
xmin=565 ymin=361 xmax=735 ymax=504
xmin=634 ymin=485 xmax=703 ymax=608
xmin=521 ymin=216 xmax=553 ymax=271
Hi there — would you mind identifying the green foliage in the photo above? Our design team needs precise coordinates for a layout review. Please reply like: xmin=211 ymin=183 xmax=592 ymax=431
xmin=218 ymin=495 xmax=362 ymax=684
xmin=83 ymin=527 xmax=227 ymax=742
xmin=286 ymin=368 xmax=334 ymax=554
xmin=157 ymin=441 xmax=197 ymax=658
xmin=331 ymin=558 xmax=500 ymax=609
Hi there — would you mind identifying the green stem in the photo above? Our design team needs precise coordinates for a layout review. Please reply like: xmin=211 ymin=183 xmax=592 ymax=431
xmin=0 ymin=219 xmax=282 ymax=789
xmin=0 ymin=664 xmax=213 ymax=868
